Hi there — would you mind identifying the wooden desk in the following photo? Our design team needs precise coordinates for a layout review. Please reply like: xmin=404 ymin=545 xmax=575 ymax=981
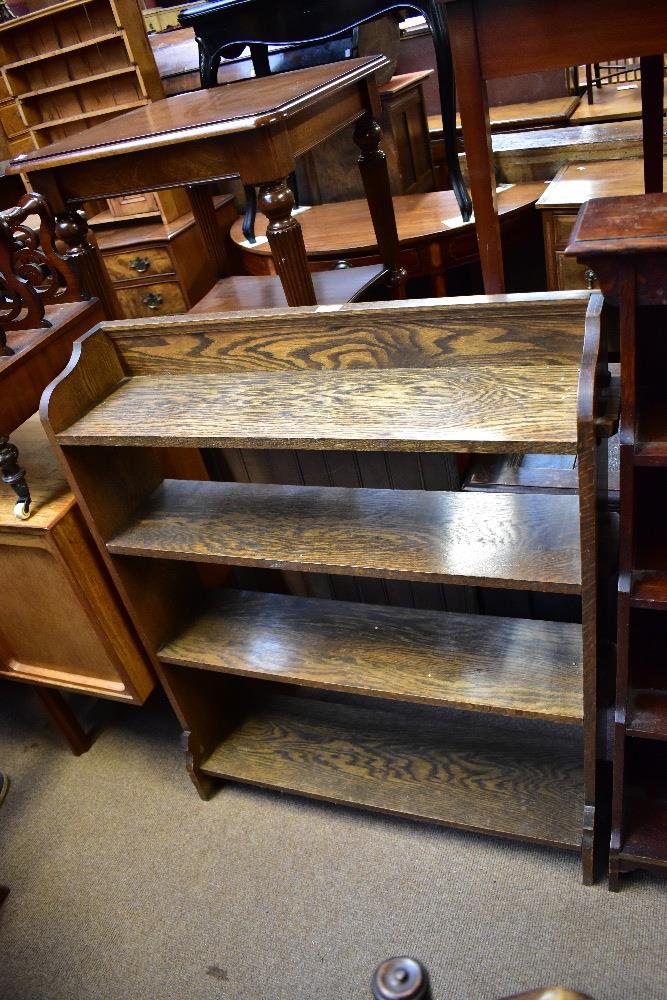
xmin=7 ymin=57 xmax=404 ymax=312
xmin=442 ymin=0 xmax=667 ymax=293
xmin=537 ymin=158 xmax=667 ymax=291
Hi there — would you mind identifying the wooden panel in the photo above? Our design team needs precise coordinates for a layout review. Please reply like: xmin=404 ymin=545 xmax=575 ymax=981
xmin=201 ymin=692 xmax=585 ymax=849
xmin=553 ymin=214 xmax=578 ymax=250
xmin=115 ymin=281 xmax=187 ymax=318
xmin=160 ymin=588 xmax=583 ymax=723
xmin=56 ymin=365 xmax=582 ymax=453
xmin=108 ymin=480 xmax=582 ymax=593
xmin=104 ymin=246 xmax=174 ymax=282
xmin=103 ymin=295 xmax=589 ymax=373
xmin=537 ymin=159 xmax=667 ymax=212
xmin=627 ymin=691 xmax=667 ymax=741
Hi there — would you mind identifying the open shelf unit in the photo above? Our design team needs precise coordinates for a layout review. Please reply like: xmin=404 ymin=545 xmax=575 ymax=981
xmin=0 ymin=0 xmax=189 ymax=224
xmin=566 ymin=193 xmax=667 ymax=889
xmin=41 ymin=293 xmax=612 ymax=882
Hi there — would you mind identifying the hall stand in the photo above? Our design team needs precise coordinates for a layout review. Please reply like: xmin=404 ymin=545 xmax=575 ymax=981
xmin=566 ymin=192 xmax=667 ymax=889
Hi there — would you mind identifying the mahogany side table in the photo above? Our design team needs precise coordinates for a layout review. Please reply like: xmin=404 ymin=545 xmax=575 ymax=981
xmin=441 ymin=0 xmax=667 ymax=294
xmin=7 ymin=56 xmax=405 ymax=315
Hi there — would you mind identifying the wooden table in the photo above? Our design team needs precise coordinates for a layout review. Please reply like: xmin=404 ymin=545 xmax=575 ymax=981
xmin=428 ymin=94 xmax=581 ymax=138
xmin=571 ymin=81 xmax=667 ymax=126
xmin=7 ymin=56 xmax=403 ymax=313
xmin=230 ymin=184 xmax=544 ymax=296
xmin=441 ymin=0 xmax=667 ymax=293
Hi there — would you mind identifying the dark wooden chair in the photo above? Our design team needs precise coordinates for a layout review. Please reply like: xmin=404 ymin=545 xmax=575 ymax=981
xmin=0 ymin=192 xmax=103 ymax=518
xmin=178 ymin=0 xmax=472 ymax=227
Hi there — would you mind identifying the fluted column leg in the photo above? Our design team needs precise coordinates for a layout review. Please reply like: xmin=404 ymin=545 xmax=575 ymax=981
xmin=258 ymin=179 xmax=316 ymax=307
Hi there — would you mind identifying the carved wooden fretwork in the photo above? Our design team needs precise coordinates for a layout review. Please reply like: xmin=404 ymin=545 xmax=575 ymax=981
xmin=0 ymin=192 xmax=83 ymax=355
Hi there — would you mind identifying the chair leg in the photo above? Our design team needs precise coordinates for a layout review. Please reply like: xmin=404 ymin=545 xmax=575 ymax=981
xmin=0 ymin=434 xmax=30 ymax=519
xmin=242 ymin=185 xmax=258 ymax=243
xmin=424 ymin=0 xmax=472 ymax=221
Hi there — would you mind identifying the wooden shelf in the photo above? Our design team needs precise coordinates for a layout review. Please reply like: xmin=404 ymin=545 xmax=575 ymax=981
xmin=30 ymin=98 xmax=148 ymax=134
xmin=630 ymin=571 xmax=667 ymax=609
xmin=108 ymin=480 xmax=583 ymax=593
xmin=627 ymin=690 xmax=667 ymax=740
xmin=200 ymin=692 xmax=585 ymax=849
xmin=619 ymin=791 xmax=667 ymax=869
xmin=160 ymin=589 xmax=583 ymax=723
xmin=57 ymin=365 xmax=581 ymax=453
xmin=17 ymin=66 xmax=138 ymax=102
xmin=634 ymin=401 xmax=667 ymax=465
xmin=3 ymin=30 xmax=123 ymax=70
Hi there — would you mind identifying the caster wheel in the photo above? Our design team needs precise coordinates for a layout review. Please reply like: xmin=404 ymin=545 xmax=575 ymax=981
xmin=14 ymin=500 xmax=30 ymax=520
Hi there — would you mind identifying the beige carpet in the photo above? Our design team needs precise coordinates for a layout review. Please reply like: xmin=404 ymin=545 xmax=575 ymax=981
xmin=0 ymin=681 xmax=665 ymax=1000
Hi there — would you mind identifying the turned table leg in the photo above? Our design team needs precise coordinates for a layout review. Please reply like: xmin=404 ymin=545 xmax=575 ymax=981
xmin=353 ymin=112 xmax=407 ymax=299
xmin=257 ymin=179 xmax=317 ymax=307
xmin=55 ymin=209 xmax=121 ymax=319
xmin=0 ymin=434 xmax=30 ymax=519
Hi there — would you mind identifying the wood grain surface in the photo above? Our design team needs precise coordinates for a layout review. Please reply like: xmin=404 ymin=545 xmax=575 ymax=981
xmin=108 ymin=479 xmax=582 ymax=592
xmin=537 ymin=159 xmax=667 ymax=211
xmin=57 ymin=365 xmax=581 ymax=453
xmin=200 ymin=692 xmax=585 ymax=848
xmin=159 ymin=588 xmax=583 ymax=722
xmin=9 ymin=57 xmax=386 ymax=170
xmin=104 ymin=294 xmax=590 ymax=374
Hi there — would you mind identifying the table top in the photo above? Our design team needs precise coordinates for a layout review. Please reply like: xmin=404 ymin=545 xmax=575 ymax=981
xmin=565 ymin=193 xmax=667 ymax=257
xmin=232 ymin=183 xmax=544 ymax=256
xmin=536 ymin=158 xmax=667 ymax=211
xmin=428 ymin=95 xmax=580 ymax=136
xmin=571 ymin=82 xmax=667 ymax=125
xmin=7 ymin=55 xmax=386 ymax=175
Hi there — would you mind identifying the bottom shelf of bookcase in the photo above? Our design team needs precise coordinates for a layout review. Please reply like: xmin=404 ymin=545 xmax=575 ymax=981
xmin=199 ymin=692 xmax=584 ymax=850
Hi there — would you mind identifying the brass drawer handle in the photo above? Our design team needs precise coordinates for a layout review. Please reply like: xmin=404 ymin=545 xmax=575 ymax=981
xmin=129 ymin=256 xmax=151 ymax=273
xmin=585 ymin=269 xmax=597 ymax=290
xmin=142 ymin=292 xmax=164 ymax=310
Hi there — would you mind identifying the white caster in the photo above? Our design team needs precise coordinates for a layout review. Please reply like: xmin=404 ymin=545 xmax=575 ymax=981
xmin=14 ymin=500 xmax=30 ymax=520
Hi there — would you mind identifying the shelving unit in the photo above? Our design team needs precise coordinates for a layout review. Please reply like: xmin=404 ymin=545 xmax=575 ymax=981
xmin=566 ymin=192 xmax=667 ymax=889
xmin=0 ymin=0 xmax=189 ymax=223
xmin=41 ymin=293 xmax=612 ymax=882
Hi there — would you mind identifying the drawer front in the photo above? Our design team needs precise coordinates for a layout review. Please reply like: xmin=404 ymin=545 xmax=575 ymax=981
xmin=555 ymin=252 xmax=599 ymax=291
xmin=116 ymin=281 xmax=187 ymax=318
xmin=553 ymin=213 xmax=578 ymax=250
xmin=107 ymin=192 xmax=160 ymax=219
xmin=310 ymin=248 xmax=422 ymax=275
xmin=105 ymin=247 xmax=174 ymax=282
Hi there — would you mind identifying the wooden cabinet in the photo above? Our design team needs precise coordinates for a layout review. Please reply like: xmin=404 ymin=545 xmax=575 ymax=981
xmin=96 ymin=195 xmax=237 ymax=317
xmin=0 ymin=415 xmax=153 ymax=702
xmin=538 ymin=158 xmax=667 ymax=290
xmin=41 ymin=292 xmax=612 ymax=883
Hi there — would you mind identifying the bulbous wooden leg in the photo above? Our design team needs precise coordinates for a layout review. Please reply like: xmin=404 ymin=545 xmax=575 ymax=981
xmin=353 ymin=113 xmax=407 ymax=298
xmin=0 ymin=434 xmax=30 ymax=518
xmin=258 ymin=179 xmax=317 ymax=307
xmin=55 ymin=209 xmax=121 ymax=319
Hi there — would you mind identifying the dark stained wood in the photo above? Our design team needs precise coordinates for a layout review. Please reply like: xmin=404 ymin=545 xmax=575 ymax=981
xmin=201 ymin=692 xmax=585 ymax=849
xmin=619 ymin=789 xmax=667 ymax=868
xmin=568 ymin=192 xmax=667 ymax=888
xmin=160 ymin=588 xmax=583 ymax=722
xmin=108 ymin=480 xmax=582 ymax=593
xmin=441 ymin=0 xmax=667 ymax=292
xmin=56 ymin=366 xmax=582 ymax=454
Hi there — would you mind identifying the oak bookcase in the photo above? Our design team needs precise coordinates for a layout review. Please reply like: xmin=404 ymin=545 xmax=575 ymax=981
xmin=41 ymin=293 xmax=613 ymax=882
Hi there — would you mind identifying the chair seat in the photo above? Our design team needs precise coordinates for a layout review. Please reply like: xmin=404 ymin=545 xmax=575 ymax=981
xmin=189 ymin=264 xmax=387 ymax=313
